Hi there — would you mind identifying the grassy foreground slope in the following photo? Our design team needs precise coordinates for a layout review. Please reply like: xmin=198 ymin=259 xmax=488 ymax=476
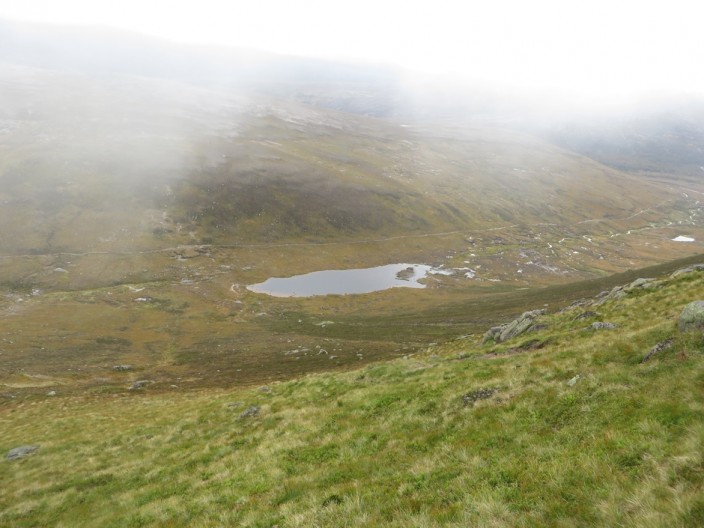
xmin=2 ymin=266 xmax=704 ymax=527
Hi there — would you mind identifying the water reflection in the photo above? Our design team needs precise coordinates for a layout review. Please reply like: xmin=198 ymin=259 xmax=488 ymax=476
xmin=247 ymin=263 xmax=432 ymax=297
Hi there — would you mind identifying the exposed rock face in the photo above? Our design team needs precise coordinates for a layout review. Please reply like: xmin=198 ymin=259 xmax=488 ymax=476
xmin=594 ymin=278 xmax=658 ymax=306
xmin=678 ymin=301 xmax=704 ymax=332
xmin=6 ymin=445 xmax=39 ymax=460
xmin=482 ymin=309 xmax=546 ymax=344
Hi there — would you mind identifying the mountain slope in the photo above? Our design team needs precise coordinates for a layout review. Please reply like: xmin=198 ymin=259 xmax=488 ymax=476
xmin=0 ymin=62 xmax=692 ymax=254
xmin=2 ymin=261 xmax=704 ymax=527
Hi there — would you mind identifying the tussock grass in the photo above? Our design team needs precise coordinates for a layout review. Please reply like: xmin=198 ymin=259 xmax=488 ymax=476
xmin=2 ymin=271 xmax=704 ymax=526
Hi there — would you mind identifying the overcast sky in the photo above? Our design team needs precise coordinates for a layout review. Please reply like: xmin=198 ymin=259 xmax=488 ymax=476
xmin=1 ymin=0 xmax=703 ymax=99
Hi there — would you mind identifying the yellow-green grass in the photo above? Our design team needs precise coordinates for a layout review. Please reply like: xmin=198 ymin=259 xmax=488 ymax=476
xmin=2 ymin=267 xmax=704 ymax=526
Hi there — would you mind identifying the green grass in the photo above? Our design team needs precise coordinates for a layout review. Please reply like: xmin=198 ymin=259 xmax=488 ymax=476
xmin=2 ymin=266 xmax=704 ymax=526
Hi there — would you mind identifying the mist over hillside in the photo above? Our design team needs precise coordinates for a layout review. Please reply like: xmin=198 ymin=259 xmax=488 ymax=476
xmin=1 ymin=17 xmax=704 ymax=394
xmin=3 ymin=17 xmax=703 ymax=181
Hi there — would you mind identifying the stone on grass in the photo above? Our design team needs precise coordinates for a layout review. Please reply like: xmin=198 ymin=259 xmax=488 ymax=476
xmin=6 ymin=445 xmax=39 ymax=460
xmin=678 ymin=301 xmax=704 ymax=332
xmin=590 ymin=322 xmax=617 ymax=330
xmin=130 ymin=380 xmax=152 ymax=390
xmin=641 ymin=339 xmax=674 ymax=363
xmin=240 ymin=406 xmax=260 ymax=419
xmin=462 ymin=387 xmax=497 ymax=406
xmin=482 ymin=309 xmax=546 ymax=344
xmin=113 ymin=365 xmax=132 ymax=372
xmin=566 ymin=375 xmax=581 ymax=387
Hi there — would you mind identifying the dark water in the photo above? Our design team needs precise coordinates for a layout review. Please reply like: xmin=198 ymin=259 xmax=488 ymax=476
xmin=247 ymin=263 xmax=432 ymax=297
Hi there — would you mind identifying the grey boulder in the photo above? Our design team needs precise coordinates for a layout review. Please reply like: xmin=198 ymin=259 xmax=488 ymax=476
xmin=6 ymin=445 xmax=39 ymax=461
xmin=678 ymin=301 xmax=704 ymax=332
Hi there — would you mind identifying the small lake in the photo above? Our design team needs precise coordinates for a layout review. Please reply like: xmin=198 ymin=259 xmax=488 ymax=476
xmin=247 ymin=263 xmax=434 ymax=297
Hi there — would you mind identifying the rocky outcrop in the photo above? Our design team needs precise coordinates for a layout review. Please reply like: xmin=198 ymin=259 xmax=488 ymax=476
xmin=678 ymin=301 xmax=704 ymax=332
xmin=670 ymin=264 xmax=704 ymax=278
xmin=482 ymin=309 xmax=546 ymax=344
xmin=594 ymin=278 xmax=658 ymax=306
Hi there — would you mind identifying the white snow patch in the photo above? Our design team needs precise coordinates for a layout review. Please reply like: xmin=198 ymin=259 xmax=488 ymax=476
xmin=672 ymin=236 xmax=695 ymax=242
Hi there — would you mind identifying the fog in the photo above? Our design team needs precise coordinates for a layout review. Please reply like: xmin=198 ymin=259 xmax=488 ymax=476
xmin=1 ymin=14 xmax=704 ymax=257
xmin=2 ymin=0 xmax=704 ymax=99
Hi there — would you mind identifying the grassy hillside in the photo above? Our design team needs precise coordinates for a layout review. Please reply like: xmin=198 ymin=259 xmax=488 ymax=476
xmin=2 ymin=263 xmax=704 ymax=527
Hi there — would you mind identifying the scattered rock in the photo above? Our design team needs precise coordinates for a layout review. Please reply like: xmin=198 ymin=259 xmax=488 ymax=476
xmin=626 ymin=277 xmax=656 ymax=290
xmin=566 ymin=374 xmax=581 ymax=387
xmin=6 ymin=445 xmax=39 ymax=461
xmin=670 ymin=264 xmax=704 ymax=278
xmin=226 ymin=401 xmax=244 ymax=409
xmin=678 ymin=301 xmax=704 ymax=332
xmin=46 ymin=390 xmax=56 ymax=396
xmin=112 ymin=365 xmax=132 ymax=372
xmin=569 ymin=299 xmax=589 ymax=308
xmin=594 ymin=286 xmax=627 ymax=306
xmin=53 ymin=267 xmax=68 ymax=273
xmin=130 ymin=380 xmax=152 ymax=390
xmin=595 ymin=278 xmax=658 ymax=306
xmin=258 ymin=386 xmax=271 ymax=393
xmin=574 ymin=311 xmax=599 ymax=321
xmin=462 ymin=387 xmax=497 ymax=406
xmin=590 ymin=322 xmax=617 ymax=330
xmin=595 ymin=290 xmax=610 ymax=299
xmin=641 ymin=339 xmax=674 ymax=363
xmin=240 ymin=405 xmax=260 ymax=418
xmin=482 ymin=309 xmax=546 ymax=344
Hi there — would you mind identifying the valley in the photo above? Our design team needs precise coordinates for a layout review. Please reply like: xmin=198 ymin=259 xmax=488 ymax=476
xmin=2 ymin=15 xmax=704 ymax=527
xmin=2 ymin=59 xmax=704 ymax=396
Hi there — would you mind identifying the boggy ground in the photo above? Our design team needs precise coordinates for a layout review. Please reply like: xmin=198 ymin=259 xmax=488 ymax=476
xmin=1 ymin=233 xmax=704 ymax=396
xmin=2 ymin=258 xmax=704 ymax=527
